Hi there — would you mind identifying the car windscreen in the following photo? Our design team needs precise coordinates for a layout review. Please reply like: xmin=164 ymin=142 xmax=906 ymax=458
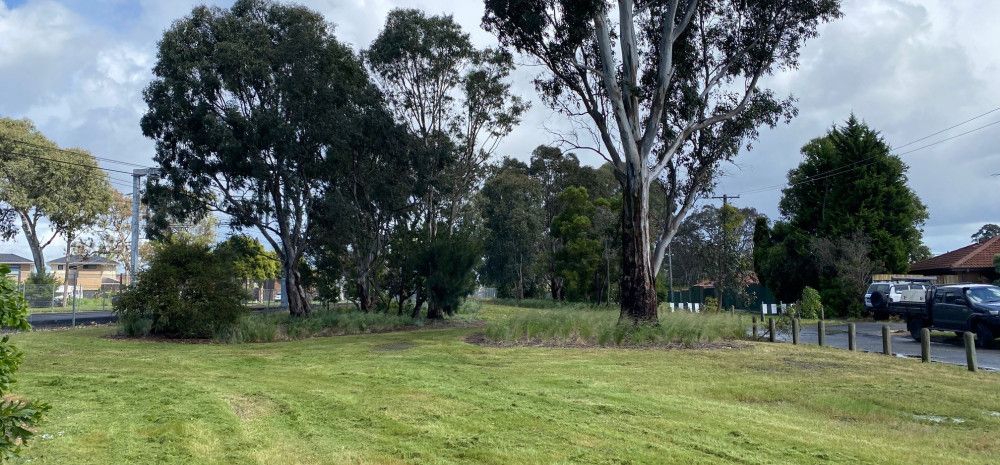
xmin=966 ymin=287 xmax=1000 ymax=304
xmin=867 ymin=284 xmax=890 ymax=294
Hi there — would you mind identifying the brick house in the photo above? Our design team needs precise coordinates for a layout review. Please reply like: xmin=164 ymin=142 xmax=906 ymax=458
xmin=909 ymin=236 xmax=1000 ymax=284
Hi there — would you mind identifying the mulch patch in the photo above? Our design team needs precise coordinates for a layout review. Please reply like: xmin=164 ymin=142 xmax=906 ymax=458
xmin=463 ymin=332 xmax=749 ymax=351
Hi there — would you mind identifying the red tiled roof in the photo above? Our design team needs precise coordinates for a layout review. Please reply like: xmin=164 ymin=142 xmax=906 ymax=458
xmin=910 ymin=235 xmax=1000 ymax=271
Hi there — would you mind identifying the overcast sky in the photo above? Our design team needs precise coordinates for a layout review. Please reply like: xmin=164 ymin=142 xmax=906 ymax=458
xmin=1 ymin=0 xmax=999 ymax=262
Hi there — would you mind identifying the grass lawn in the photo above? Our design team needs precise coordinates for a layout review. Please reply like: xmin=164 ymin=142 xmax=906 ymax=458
xmin=10 ymin=303 xmax=1000 ymax=464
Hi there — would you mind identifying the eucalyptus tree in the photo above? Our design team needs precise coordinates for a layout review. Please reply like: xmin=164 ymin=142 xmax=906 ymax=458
xmin=0 ymin=118 xmax=113 ymax=278
xmin=484 ymin=0 xmax=842 ymax=323
xmin=141 ymin=0 xmax=373 ymax=316
xmin=367 ymin=8 xmax=528 ymax=233
xmin=308 ymin=106 xmax=418 ymax=313
xmin=480 ymin=159 xmax=545 ymax=299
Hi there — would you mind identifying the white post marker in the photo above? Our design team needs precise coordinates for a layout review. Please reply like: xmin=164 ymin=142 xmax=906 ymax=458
xmin=694 ymin=303 xmax=700 ymax=313
xmin=761 ymin=303 xmax=767 ymax=315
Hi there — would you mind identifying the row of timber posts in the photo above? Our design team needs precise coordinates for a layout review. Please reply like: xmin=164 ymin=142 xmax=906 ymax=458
xmin=750 ymin=316 xmax=979 ymax=372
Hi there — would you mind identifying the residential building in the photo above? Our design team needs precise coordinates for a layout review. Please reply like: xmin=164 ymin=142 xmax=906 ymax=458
xmin=0 ymin=253 xmax=34 ymax=283
xmin=47 ymin=255 xmax=121 ymax=295
xmin=909 ymin=236 xmax=1000 ymax=284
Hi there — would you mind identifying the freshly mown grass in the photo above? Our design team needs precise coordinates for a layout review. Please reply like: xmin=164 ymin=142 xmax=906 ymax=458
xmin=9 ymin=302 xmax=1000 ymax=464
xmin=482 ymin=306 xmax=749 ymax=346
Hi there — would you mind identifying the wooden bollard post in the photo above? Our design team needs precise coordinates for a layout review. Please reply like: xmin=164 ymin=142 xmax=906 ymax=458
xmin=817 ymin=320 xmax=825 ymax=347
xmin=921 ymin=328 xmax=930 ymax=363
xmin=768 ymin=318 xmax=776 ymax=343
xmin=792 ymin=318 xmax=799 ymax=345
xmin=882 ymin=325 xmax=892 ymax=356
xmin=964 ymin=332 xmax=977 ymax=372
xmin=848 ymin=323 xmax=856 ymax=351
xmin=752 ymin=316 xmax=758 ymax=339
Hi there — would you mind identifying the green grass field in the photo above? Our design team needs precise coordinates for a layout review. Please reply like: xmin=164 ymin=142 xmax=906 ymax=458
xmin=10 ymin=303 xmax=1000 ymax=464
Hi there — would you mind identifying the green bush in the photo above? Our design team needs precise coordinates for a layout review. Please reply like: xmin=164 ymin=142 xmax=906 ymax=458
xmin=23 ymin=272 xmax=58 ymax=308
xmin=0 ymin=266 xmax=48 ymax=460
xmin=702 ymin=297 xmax=721 ymax=313
xmin=482 ymin=307 xmax=749 ymax=347
xmin=114 ymin=241 xmax=247 ymax=338
xmin=798 ymin=286 xmax=823 ymax=319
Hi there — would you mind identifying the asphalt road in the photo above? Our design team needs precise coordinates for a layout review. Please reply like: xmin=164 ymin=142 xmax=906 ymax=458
xmin=25 ymin=306 xmax=289 ymax=328
xmin=769 ymin=321 xmax=1000 ymax=370
xmin=28 ymin=311 xmax=116 ymax=327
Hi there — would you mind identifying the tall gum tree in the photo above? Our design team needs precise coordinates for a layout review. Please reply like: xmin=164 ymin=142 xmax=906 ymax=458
xmin=484 ymin=0 xmax=841 ymax=323
xmin=0 ymin=119 xmax=113 ymax=278
xmin=141 ymin=0 xmax=373 ymax=316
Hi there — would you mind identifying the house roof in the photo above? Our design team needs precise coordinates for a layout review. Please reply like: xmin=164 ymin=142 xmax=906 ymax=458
xmin=47 ymin=255 xmax=118 ymax=266
xmin=910 ymin=236 xmax=1000 ymax=272
xmin=0 ymin=253 xmax=33 ymax=264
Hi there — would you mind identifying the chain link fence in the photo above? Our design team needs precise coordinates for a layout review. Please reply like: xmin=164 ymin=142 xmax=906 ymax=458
xmin=20 ymin=283 xmax=118 ymax=314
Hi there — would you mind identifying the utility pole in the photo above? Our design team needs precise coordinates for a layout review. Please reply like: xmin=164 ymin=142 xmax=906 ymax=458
xmin=710 ymin=194 xmax=740 ymax=309
xmin=131 ymin=168 xmax=159 ymax=284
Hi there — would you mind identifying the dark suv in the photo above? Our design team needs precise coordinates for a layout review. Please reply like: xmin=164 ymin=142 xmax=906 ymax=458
xmin=898 ymin=284 xmax=1000 ymax=348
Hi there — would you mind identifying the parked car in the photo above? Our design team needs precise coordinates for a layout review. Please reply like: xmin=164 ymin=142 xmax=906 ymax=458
xmin=878 ymin=284 xmax=1000 ymax=348
xmin=864 ymin=281 xmax=931 ymax=319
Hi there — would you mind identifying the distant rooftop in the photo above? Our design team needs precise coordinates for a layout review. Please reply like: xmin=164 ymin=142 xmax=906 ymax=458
xmin=47 ymin=255 xmax=118 ymax=266
xmin=910 ymin=236 xmax=1000 ymax=272
xmin=0 ymin=253 xmax=33 ymax=264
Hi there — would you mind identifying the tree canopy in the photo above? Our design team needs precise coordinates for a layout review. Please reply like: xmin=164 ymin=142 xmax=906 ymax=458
xmin=755 ymin=116 xmax=928 ymax=315
xmin=972 ymin=224 xmax=1000 ymax=244
xmin=0 ymin=118 xmax=113 ymax=276
xmin=483 ymin=0 xmax=842 ymax=323
xmin=141 ymin=0 xmax=376 ymax=316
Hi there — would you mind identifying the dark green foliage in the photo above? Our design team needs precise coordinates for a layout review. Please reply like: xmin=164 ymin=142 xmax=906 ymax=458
xmin=552 ymin=187 xmax=603 ymax=301
xmin=114 ymin=242 xmax=247 ymax=338
xmin=420 ymin=231 xmax=481 ymax=318
xmin=779 ymin=116 xmax=928 ymax=272
xmin=0 ymin=266 xmax=48 ymax=460
xmin=755 ymin=117 xmax=928 ymax=315
xmin=141 ymin=0 xmax=373 ymax=316
xmin=214 ymin=235 xmax=280 ymax=284
xmin=479 ymin=159 xmax=545 ymax=299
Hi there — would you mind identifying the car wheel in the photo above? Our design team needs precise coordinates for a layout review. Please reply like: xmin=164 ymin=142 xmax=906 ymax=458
xmin=974 ymin=321 xmax=995 ymax=349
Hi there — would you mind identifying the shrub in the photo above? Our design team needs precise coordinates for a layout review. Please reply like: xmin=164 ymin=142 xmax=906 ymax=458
xmin=0 ymin=266 xmax=48 ymax=460
xmin=114 ymin=241 xmax=247 ymax=338
xmin=798 ymin=286 xmax=823 ymax=319
xmin=23 ymin=272 xmax=57 ymax=308
xmin=226 ymin=308 xmax=424 ymax=342
xmin=702 ymin=297 xmax=721 ymax=313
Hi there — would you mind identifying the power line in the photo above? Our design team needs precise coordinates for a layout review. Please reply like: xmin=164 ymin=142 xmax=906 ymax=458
xmin=738 ymin=110 xmax=1000 ymax=196
xmin=893 ymin=105 xmax=1000 ymax=150
xmin=0 ymin=135 xmax=154 ymax=169
xmin=0 ymin=148 xmax=134 ymax=175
